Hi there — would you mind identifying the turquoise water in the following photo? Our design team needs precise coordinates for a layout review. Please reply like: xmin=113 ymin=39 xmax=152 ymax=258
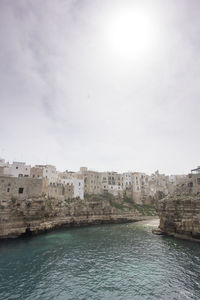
xmin=1 ymin=222 xmax=200 ymax=300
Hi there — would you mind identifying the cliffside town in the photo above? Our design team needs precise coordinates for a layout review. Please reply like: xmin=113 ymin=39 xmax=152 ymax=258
xmin=0 ymin=157 xmax=199 ymax=239
xmin=0 ymin=158 xmax=188 ymax=205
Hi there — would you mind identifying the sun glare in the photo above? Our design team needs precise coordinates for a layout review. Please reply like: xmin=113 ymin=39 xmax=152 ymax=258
xmin=106 ymin=6 xmax=158 ymax=61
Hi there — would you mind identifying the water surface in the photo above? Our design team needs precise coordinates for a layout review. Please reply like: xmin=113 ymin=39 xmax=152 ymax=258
xmin=0 ymin=221 xmax=200 ymax=299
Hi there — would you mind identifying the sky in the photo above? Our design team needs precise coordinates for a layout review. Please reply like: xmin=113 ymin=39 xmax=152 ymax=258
xmin=0 ymin=0 xmax=199 ymax=175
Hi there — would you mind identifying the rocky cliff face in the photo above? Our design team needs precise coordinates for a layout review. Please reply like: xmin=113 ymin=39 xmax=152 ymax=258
xmin=158 ymin=195 xmax=200 ymax=241
xmin=0 ymin=195 xmax=156 ymax=239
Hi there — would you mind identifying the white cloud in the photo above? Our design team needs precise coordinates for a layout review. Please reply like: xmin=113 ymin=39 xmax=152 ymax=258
xmin=0 ymin=0 xmax=199 ymax=174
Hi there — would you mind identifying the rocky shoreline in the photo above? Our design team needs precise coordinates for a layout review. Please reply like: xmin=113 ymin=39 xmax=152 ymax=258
xmin=157 ymin=195 xmax=200 ymax=242
xmin=0 ymin=195 xmax=157 ymax=239
xmin=1 ymin=215 xmax=157 ymax=239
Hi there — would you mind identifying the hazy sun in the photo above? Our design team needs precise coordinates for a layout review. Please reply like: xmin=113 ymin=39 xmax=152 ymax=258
xmin=106 ymin=6 xmax=157 ymax=61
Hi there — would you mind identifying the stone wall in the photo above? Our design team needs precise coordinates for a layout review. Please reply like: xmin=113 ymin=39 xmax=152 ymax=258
xmin=48 ymin=183 xmax=74 ymax=200
xmin=188 ymin=173 xmax=200 ymax=194
xmin=30 ymin=167 xmax=43 ymax=179
xmin=0 ymin=176 xmax=47 ymax=201
xmin=0 ymin=167 xmax=4 ymax=176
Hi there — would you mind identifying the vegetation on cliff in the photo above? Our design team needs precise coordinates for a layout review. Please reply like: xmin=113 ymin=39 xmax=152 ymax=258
xmin=0 ymin=191 xmax=157 ymax=239
xmin=85 ymin=192 xmax=157 ymax=216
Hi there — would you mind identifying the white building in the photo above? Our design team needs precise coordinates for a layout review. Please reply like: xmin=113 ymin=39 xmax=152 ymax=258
xmin=60 ymin=178 xmax=84 ymax=200
xmin=132 ymin=172 xmax=148 ymax=192
xmin=4 ymin=161 xmax=31 ymax=177
xmin=35 ymin=165 xmax=57 ymax=184
xmin=123 ymin=172 xmax=133 ymax=188
xmin=191 ymin=166 xmax=200 ymax=174
xmin=0 ymin=158 xmax=6 ymax=167
xmin=122 ymin=172 xmax=144 ymax=191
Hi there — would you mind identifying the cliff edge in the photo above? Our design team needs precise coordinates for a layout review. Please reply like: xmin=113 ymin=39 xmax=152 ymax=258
xmin=157 ymin=195 xmax=200 ymax=241
xmin=0 ymin=194 xmax=156 ymax=239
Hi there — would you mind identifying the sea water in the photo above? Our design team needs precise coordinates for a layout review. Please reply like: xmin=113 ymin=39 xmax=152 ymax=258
xmin=0 ymin=220 xmax=200 ymax=300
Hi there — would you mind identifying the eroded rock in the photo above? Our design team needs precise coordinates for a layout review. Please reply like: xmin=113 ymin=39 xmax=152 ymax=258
xmin=157 ymin=195 xmax=200 ymax=241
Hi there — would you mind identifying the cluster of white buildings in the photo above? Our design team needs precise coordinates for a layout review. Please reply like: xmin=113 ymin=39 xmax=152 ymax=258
xmin=0 ymin=158 xmax=189 ymax=203
xmin=0 ymin=158 xmax=84 ymax=200
xmin=0 ymin=159 xmax=31 ymax=178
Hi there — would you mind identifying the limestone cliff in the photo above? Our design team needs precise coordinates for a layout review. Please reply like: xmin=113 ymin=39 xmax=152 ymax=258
xmin=158 ymin=195 xmax=200 ymax=241
xmin=0 ymin=195 xmax=156 ymax=239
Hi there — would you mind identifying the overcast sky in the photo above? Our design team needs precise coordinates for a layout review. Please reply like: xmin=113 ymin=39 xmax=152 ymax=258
xmin=0 ymin=0 xmax=199 ymax=175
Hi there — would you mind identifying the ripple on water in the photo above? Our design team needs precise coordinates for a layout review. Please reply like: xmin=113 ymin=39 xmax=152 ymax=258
xmin=1 ymin=222 xmax=200 ymax=300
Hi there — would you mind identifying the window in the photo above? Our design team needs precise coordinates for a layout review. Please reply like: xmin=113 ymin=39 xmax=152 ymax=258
xmin=7 ymin=188 xmax=10 ymax=192
xmin=197 ymin=178 xmax=200 ymax=185
xmin=16 ymin=166 xmax=18 ymax=169
xmin=33 ymin=175 xmax=35 ymax=178
xmin=8 ymin=183 xmax=11 ymax=186
xmin=18 ymin=188 xmax=24 ymax=194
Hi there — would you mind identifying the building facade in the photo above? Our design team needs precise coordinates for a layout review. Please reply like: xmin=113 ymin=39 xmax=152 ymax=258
xmin=80 ymin=167 xmax=101 ymax=195
xmin=35 ymin=165 xmax=57 ymax=184
xmin=4 ymin=161 xmax=31 ymax=178
xmin=0 ymin=176 xmax=47 ymax=201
